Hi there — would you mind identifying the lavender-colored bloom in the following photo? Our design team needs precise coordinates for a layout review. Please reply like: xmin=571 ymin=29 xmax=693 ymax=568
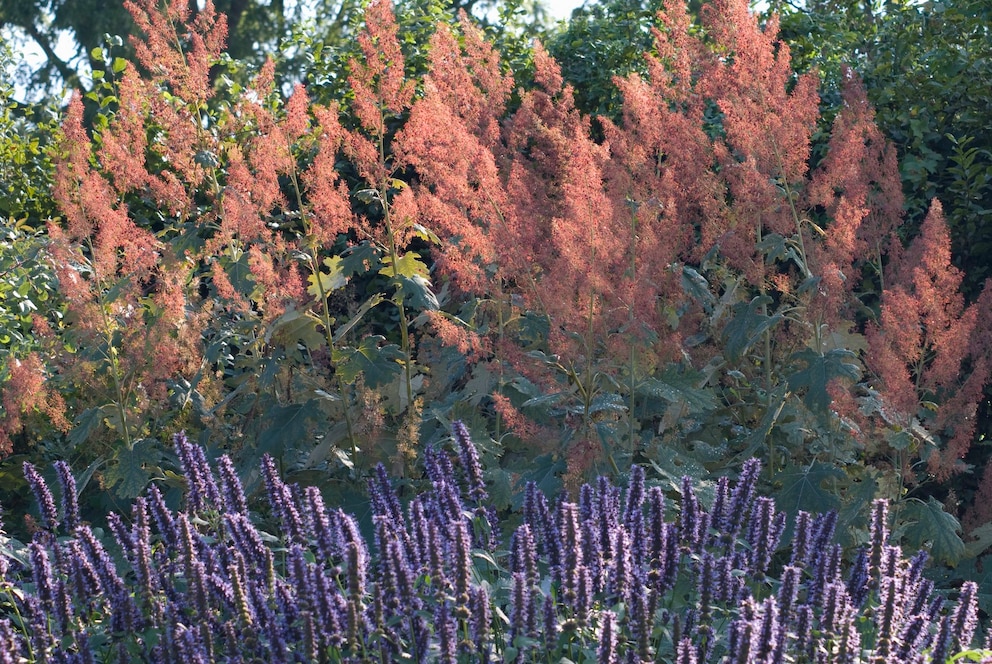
xmin=930 ymin=610 xmax=954 ymax=664
xmin=146 ymin=482 xmax=178 ymax=546
xmin=22 ymin=595 xmax=53 ymax=660
xmin=452 ymin=420 xmax=487 ymax=503
xmin=679 ymin=475 xmax=698 ymax=551
xmin=510 ymin=571 xmax=536 ymax=641
xmin=471 ymin=585 xmax=491 ymax=656
xmin=407 ymin=496 xmax=430 ymax=570
xmin=449 ymin=518 xmax=473 ymax=605
xmin=597 ymin=476 xmax=621 ymax=558
xmin=597 ymin=610 xmax=619 ymax=664
xmin=53 ymin=460 xmax=80 ymax=533
xmin=623 ymin=465 xmax=645 ymax=530
xmin=756 ymin=596 xmax=778 ymax=663
xmin=28 ymin=542 xmax=53 ymax=604
xmin=511 ymin=524 xmax=539 ymax=591
xmin=173 ymin=431 xmax=221 ymax=513
xmin=607 ymin=527 xmax=632 ymax=606
xmin=895 ymin=614 xmax=927 ymax=661
xmin=675 ymin=637 xmax=698 ymax=664
xmin=790 ymin=510 xmax=812 ymax=567
xmin=846 ymin=547 xmax=870 ymax=608
xmin=868 ymin=498 xmax=890 ymax=582
xmin=559 ymin=501 xmax=581 ymax=601
xmin=794 ymin=604 xmax=814 ymax=658
xmin=873 ymin=574 xmax=902 ymax=660
xmin=746 ymin=497 xmax=780 ymax=575
xmin=709 ymin=476 xmax=730 ymax=543
xmin=949 ymin=581 xmax=980 ymax=653
xmin=727 ymin=611 xmax=755 ymax=664
xmin=542 ymin=594 xmax=558 ymax=653
xmin=727 ymin=458 xmax=761 ymax=539
xmin=435 ymin=600 xmax=457 ymax=664
xmin=303 ymin=486 xmax=337 ymax=567
xmin=261 ymin=455 xmax=305 ymax=544
xmin=0 ymin=619 xmax=22 ymax=664
xmin=777 ymin=565 xmax=800 ymax=625
xmin=216 ymin=454 xmax=248 ymax=516
xmin=175 ymin=624 xmax=210 ymax=664
xmin=576 ymin=565 xmax=593 ymax=626
xmin=23 ymin=461 xmax=58 ymax=532
xmin=697 ymin=552 xmax=715 ymax=628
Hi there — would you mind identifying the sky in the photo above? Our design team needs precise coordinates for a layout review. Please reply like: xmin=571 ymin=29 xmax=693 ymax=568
xmin=544 ymin=0 xmax=586 ymax=19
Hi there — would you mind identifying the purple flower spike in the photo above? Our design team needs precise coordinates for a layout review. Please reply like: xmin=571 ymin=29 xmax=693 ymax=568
xmin=452 ymin=420 xmax=487 ymax=504
xmin=597 ymin=610 xmax=619 ymax=664
xmin=436 ymin=600 xmax=457 ymax=664
xmin=868 ymin=498 xmax=889 ymax=583
xmin=216 ymin=454 xmax=248 ymax=516
xmin=173 ymin=431 xmax=221 ymax=513
xmin=28 ymin=541 xmax=54 ymax=610
xmin=261 ymin=454 xmax=305 ymax=544
xmin=53 ymin=460 xmax=80 ymax=532
xmin=950 ymin=581 xmax=980 ymax=653
xmin=23 ymin=461 xmax=58 ymax=532
xmin=675 ymin=637 xmax=698 ymax=664
xmin=679 ymin=475 xmax=698 ymax=550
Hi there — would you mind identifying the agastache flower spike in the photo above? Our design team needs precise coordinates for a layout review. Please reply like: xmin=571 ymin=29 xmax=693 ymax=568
xmin=23 ymin=461 xmax=58 ymax=532
xmin=261 ymin=454 xmax=306 ymax=544
xmin=452 ymin=420 xmax=487 ymax=503
xmin=305 ymin=486 xmax=337 ymax=566
xmin=436 ymin=600 xmax=457 ymax=664
xmin=216 ymin=454 xmax=248 ymax=516
xmin=174 ymin=430 xmax=221 ymax=513
xmin=598 ymin=610 xmax=619 ymax=664
xmin=949 ymin=581 xmax=980 ymax=653
xmin=54 ymin=460 xmax=80 ymax=532
xmin=679 ymin=475 xmax=698 ymax=551
xmin=727 ymin=458 xmax=761 ymax=539
xmin=676 ymin=638 xmax=698 ymax=664
xmin=146 ymin=482 xmax=178 ymax=547
xmin=471 ymin=585 xmax=491 ymax=657
xmin=542 ymin=594 xmax=558 ymax=654
xmin=790 ymin=510 xmax=812 ymax=566
xmin=868 ymin=498 xmax=890 ymax=584
xmin=28 ymin=541 xmax=54 ymax=611
xmin=450 ymin=518 xmax=472 ymax=605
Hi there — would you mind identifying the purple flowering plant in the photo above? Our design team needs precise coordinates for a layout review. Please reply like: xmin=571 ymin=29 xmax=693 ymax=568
xmin=0 ymin=424 xmax=990 ymax=663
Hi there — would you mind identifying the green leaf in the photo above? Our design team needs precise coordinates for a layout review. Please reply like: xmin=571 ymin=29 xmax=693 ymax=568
xmin=381 ymin=251 xmax=429 ymax=279
xmin=306 ymin=255 xmax=347 ymax=298
xmin=775 ymin=461 xmax=845 ymax=515
xmin=636 ymin=368 xmax=717 ymax=414
xmin=786 ymin=348 xmax=861 ymax=413
xmin=104 ymin=438 xmax=160 ymax=500
xmin=335 ymin=335 xmax=404 ymax=388
xmin=393 ymin=273 xmax=439 ymax=311
xmin=256 ymin=400 xmax=322 ymax=458
xmin=265 ymin=308 xmax=324 ymax=350
xmin=902 ymin=496 xmax=965 ymax=567
xmin=340 ymin=243 xmax=380 ymax=277
xmin=722 ymin=296 xmax=783 ymax=363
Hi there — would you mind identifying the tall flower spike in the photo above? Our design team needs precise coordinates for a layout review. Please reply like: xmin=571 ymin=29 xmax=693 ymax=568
xmin=452 ymin=420 xmax=487 ymax=504
xmin=23 ymin=462 xmax=58 ymax=532
xmin=597 ymin=610 xmax=619 ymax=664
xmin=217 ymin=455 xmax=248 ymax=516
xmin=53 ymin=461 xmax=79 ymax=533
